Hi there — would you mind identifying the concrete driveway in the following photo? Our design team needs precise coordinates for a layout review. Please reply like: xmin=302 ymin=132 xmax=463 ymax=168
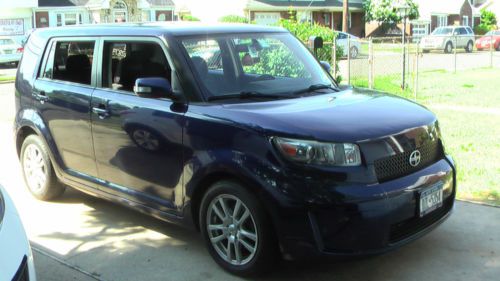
xmin=0 ymin=82 xmax=499 ymax=281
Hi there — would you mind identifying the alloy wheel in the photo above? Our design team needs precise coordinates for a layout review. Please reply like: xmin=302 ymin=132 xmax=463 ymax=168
xmin=23 ymin=144 xmax=47 ymax=191
xmin=206 ymin=194 xmax=258 ymax=266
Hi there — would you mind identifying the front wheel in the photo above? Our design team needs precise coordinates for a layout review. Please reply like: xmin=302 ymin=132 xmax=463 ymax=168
xmin=465 ymin=41 xmax=473 ymax=53
xmin=199 ymin=180 xmax=278 ymax=276
xmin=21 ymin=135 xmax=65 ymax=200
xmin=444 ymin=42 xmax=453 ymax=54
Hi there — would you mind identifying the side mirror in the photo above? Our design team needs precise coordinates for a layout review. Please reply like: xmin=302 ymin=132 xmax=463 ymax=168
xmin=134 ymin=77 xmax=182 ymax=101
xmin=320 ymin=61 xmax=331 ymax=73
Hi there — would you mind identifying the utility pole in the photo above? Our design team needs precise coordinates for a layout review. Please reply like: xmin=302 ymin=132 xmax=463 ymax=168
xmin=342 ymin=0 xmax=349 ymax=32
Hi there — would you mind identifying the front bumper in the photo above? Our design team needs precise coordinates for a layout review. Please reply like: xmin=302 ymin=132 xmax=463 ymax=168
xmin=0 ymin=186 xmax=36 ymax=281
xmin=270 ymin=156 xmax=455 ymax=259
xmin=420 ymin=43 xmax=445 ymax=50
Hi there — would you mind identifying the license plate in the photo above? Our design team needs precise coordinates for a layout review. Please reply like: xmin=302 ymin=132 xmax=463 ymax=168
xmin=4 ymin=49 xmax=13 ymax=54
xmin=419 ymin=182 xmax=443 ymax=217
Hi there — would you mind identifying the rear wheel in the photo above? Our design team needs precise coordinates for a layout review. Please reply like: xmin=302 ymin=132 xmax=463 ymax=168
xmin=199 ymin=180 xmax=278 ymax=276
xmin=350 ymin=46 xmax=359 ymax=59
xmin=444 ymin=42 xmax=453 ymax=54
xmin=465 ymin=41 xmax=473 ymax=53
xmin=21 ymin=135 xmax=65 ymax=200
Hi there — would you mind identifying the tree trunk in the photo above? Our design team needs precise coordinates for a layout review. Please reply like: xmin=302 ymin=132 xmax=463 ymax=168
xmin=342 ymin=0 xmax=349 ymax=32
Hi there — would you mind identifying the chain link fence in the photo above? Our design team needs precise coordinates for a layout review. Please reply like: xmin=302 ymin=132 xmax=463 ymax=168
xmin=311 ymin=34 xmax=500 ymax=101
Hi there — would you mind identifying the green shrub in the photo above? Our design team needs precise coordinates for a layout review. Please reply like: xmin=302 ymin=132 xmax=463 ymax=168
xmin=219 ymin=15 xmax=249 ymax=24
xmin=181 ymin=15 xmax=200 ymax=21
xmin=474 ymin=24 xmax=491 ymax=35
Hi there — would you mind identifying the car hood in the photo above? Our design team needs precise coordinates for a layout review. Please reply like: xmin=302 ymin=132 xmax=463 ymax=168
xmin=210 ymin=87 xmax=436 ymax=143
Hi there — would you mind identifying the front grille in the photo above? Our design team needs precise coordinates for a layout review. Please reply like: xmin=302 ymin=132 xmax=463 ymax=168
xmin=12 ymin=255 xmax=29 ymax=281
xmin=374 ymin=140 xmax=442 ymax=183
xmin=389 ymin=197 xmax=452 ymax=244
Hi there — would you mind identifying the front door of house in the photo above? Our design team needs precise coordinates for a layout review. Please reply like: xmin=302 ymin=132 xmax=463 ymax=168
xmin=35 ymin=11 xmax=49 ymax=28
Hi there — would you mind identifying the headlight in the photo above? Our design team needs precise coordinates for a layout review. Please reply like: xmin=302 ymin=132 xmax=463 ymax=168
xmin=273 ymin=137 xmax=362 ymax=166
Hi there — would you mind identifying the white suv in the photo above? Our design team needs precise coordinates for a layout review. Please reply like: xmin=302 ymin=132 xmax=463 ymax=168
xmin=420 ymin=26 xmax=475 ymax=53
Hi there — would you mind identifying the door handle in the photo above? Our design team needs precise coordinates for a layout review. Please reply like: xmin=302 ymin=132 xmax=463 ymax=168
xmin=33 ymin=91 xmax=49 ymax=103
xmin=92 ymin=104 xmax=110 ymax=119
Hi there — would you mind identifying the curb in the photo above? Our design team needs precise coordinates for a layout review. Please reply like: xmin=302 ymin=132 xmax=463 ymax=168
xmin=457 ymin=199 xmax=500 ymax=208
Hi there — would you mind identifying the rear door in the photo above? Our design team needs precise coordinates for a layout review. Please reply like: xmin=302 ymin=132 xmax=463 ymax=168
xmin=90 ymin=37 xmax=185 ymax=214
xmin=33 ymin=38 xmax=98 ymax=178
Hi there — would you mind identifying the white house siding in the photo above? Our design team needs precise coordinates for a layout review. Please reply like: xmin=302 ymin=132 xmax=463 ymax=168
xmin=0 ymin=1 xmax=37 ymax=44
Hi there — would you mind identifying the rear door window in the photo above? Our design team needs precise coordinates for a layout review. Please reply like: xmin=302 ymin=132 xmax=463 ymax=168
xmin=42 ymin=40 xmax=95 ymax=85
xmin=101 ymin=41 xmax=171 ymax=92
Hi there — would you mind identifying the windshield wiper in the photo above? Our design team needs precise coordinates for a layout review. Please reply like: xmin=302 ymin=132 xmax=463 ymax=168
xmin=292 ymin=84 xmax=339 ymax=96
xmin=208 ymin=91 xmax=294 ymax=101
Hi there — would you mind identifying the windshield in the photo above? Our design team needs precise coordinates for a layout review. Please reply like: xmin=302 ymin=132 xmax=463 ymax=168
xmin=432 ymin=27 xmax=453 ymax=35
xmin=178 ymin=32 xmax=335 ymax=101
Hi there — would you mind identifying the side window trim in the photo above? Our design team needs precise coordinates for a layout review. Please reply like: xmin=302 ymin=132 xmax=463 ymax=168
xmin=96 ymin=36 xmax=177 ymax=95
xmin=37 ymin=37 xmax=99 ymax=88
xmin=38 ymin=40 xmax=55 ymax=79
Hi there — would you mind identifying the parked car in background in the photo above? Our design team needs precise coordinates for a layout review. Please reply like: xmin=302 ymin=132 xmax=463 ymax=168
xmin=0 ymin=37 xmax=23 ymax=66
xmin=15 ymin=24 xmax=455 ymax=276
xmin=0 ymin=184 xmax=36 ymax=281
xmin=475 ymin=30 xmax=500 ymax=51
xmin=336 ymin=31 xmax=361 ymax=58
xmin=420 ymin=26 xmax=475 ymax=53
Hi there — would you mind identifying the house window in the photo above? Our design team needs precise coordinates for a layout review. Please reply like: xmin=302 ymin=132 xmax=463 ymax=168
xmin=55 ymin=13 xmax=82 ymax=26
xmin=65 ymin=14 xmax=77 ymax=25
xmin=463 ymin=16 xmax=469 ymax=26
xmin=413 ymin=23 xmax=429 ymax=37
xmin=437 ymin=15 xmax=447 ymax=27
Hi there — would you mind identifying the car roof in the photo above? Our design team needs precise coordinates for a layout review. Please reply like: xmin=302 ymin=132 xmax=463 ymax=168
xmin=32 ymin=22 xmax=288 ymax=39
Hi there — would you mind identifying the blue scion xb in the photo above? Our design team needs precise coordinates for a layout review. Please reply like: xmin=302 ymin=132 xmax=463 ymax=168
xmin=14 ymin=23 xmax=455 ymax=276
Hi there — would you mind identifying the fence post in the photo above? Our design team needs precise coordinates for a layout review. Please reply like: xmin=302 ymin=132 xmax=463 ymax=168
xmin=454 ymin=36 xmax=457 ymax=73
xmin=414 ymin=42 xmax=419 ymax=101
xmin=490 ymin=34 xmax=494 ymax=68
xmin=347 ymin=35 xmax=351 ymax=85
xmin=368 ymin=37 xmax=373 ymax=89
xmin=332 ymin=40 xmax=337 ymax=78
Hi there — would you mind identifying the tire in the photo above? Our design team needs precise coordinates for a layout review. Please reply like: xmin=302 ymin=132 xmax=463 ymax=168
xmin=444 ymin=42 xmax=453 ymax=54
xmin=20 ymin=134 xmax=65 ymax=200
xmin=199 ymin=180 xmax=278 ymax=276
xmin=422 ymin=49 xmax=430 ymax=53
xmin=350 ymin=46 xmax=359 ymax=59
xmin=465 ymin=41 xmax=473 ymax=53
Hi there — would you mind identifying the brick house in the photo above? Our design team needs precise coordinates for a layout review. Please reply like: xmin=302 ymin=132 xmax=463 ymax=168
xmin=34 ymin=0 xmax=176 ymax=28
xmin=245 ymin=0 xmax=366 ymax=37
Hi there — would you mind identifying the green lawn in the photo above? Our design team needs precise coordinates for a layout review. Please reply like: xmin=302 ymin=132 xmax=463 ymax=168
xmin=351 ymin=68 xmax=500 ymax=206
xmin=0 ymin=75 xmax=15 ymax=83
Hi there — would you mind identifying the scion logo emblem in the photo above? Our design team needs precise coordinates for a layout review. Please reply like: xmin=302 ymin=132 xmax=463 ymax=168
xmin=409 ymin=150 xmax=421 ymax=167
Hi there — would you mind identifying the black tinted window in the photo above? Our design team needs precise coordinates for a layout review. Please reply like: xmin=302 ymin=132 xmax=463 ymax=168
xmin=44 ymin=41 xmax=95 ymax=85
xmin=102 ymin=41 xmax=171 ymax=92
xmin=458 ymin=28 xmax=467 ymax=35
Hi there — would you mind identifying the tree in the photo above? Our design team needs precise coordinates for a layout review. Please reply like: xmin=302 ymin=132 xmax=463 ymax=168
xmin=480 ymin=8 xmax=497 ymax=27
xmin=364 ymin=0 xmax=419 ymax=24
xmin=475 ymin=9 xmax=498 ymax=35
